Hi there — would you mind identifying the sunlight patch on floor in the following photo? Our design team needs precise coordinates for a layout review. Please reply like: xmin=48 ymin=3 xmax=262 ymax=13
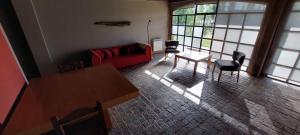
xmin=144 ymin=70 xmax=200 ymax=104
xmin=183 ymin=92 xmax=201 ymax=104
xmin=245 ymin=99 xmax=279 ymax=135
xmin=143 ymin=69 xmax=277 ymax=135
xmin=187 ymin=82 xmax=204 ymax=98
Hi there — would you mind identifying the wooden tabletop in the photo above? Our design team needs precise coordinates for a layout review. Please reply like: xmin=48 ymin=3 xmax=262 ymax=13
xmin=3 ymin=64 xmax=139 ymax=135
xmin=176 ymin=51 xmax=211 ymax=62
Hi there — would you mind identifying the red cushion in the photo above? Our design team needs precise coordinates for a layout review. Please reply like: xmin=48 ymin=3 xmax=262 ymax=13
xmin=103 ymin=55 xmax=149 ymax=69
xmin=91 ymin=43 xmax=152 ymax=67
xmin=111 ymin=48 xmax=120 ymax=57
xmin=93 ymin=48 xmax=120 ymax=60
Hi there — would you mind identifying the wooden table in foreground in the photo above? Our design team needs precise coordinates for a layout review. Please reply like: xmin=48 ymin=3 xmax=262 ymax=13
xmin=173 ymin=51 xmax=212 ymax=75
xmin=3 ymin=64 xmax=139 ymax=135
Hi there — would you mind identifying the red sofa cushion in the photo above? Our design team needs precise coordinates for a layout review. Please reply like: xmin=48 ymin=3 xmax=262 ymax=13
xmin=92 ymin=48 xmax=120 ymax=60
xmin=103 ymin=55 xmax=149 ymax=69
xmin=90 ymin=43 xmax=152 ymax=69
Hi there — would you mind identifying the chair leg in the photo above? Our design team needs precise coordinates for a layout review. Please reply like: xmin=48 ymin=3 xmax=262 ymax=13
xmin=231 ymin=71 xmax=233 ymax=76
xmin=218 ymin=70 xmax=222 ymax=83
xmin=164 ymin=53 xmax=167 ymax=61
xmin=212 ymin=64 xmax=216 ymax=74
xmin=237 ymin=70 xmax=240 ymax=83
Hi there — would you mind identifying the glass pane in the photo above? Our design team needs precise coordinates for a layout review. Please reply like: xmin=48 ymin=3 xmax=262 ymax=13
xmin=285 ymin=12 xmax=300 ymax=31
xmin=195 ymin=15 xmax=204 ymax=26
xmin=178 ymin=36 xmax=184 ymax=44
xmin=229 ymin=14 xmax=244 ymax=28
xmin=291 ymin=70 xmax=300 ymax=82
xmin=267 ymin=64 xmax=292 ymax=79
xmin=222 ymin=54 xmax=232 ymax=60
xmin=192 ymin=38 xmax=201 ymax=48
xmin=197 ymin=4 xmax=216 ymax=13
xmin=186 ymin=16 xmax=195 ymax=26
xmin=203 ymin=27 xmax=213 ymax=38
xmin=178 ymin=26 xmax=185 ymax=35
xmin=173 ymin=7 xmax=195 ymax=15
xmin=172 ymin=35 xmax=177 ymax=40
xmin=172 ymin=26 xmax=178 ymax=34
xmin=205 ymin=15 xmax=215 ymax=27
xmin=223 ymin=42 xmax=237 ymax=54
xmin=273 ymin=49 xmax=299 ymax=67
xmin=226 ymin=29 xmax=241 ymax=42
xmin=240 ymin=30 xmax=258 ymax=44
xmin=211 ymin=52 xmax=221 ymax=59
xmin=172 ymin=16 xmax=178 ymax=25
xmin=214 ymin=28 xmax=226 ymax=40
xmin=238 ymin=45 xmax=253 ymax=59
xmin=201 ymin=39 xmax=211 ymax=49
xmin=184 ymin=37 xmax=192 ymax=46
xmin=216 ymin=14 xmax=228 ymax=28
xmin=243 ymin=59 xmax=249 ymax=66
xmin=218 ymin=2 xmax=266 ymax=13
xmin=244 ymin=14 xmax=264 ymax=29
xmin=211 ymin=40 xmax=223 ymax=52
xmin=178 ymin=16 xmax=186 ymax=25
xmin=185 ymin=27 xmax=193 ymax=36
xmin=194 ymin=27 xmax=203 ymax=37
xmin=279 ymin=32 xmax=300 ymax=50
xmin=297 ymin=59 xmax=300 ymax=68
xmin=293 ymin=2 xmax=300 ymax=10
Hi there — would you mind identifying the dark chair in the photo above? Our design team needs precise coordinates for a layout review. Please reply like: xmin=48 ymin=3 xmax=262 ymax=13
xmin=165 ymin=40 xmax=180 ymax=61
xmin=50 ymin=102 xmax=108 ymax=135
xmin=212 ymin=51 xmax=246 ymax=83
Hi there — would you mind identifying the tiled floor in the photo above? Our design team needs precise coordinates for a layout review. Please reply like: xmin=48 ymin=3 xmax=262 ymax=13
xmin=109 ymin=53 xmax=300 ymax=135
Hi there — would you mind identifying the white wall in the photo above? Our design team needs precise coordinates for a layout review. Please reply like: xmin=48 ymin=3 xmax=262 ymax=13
xmin=12 ymin=0 xmax=169 ymax=75
xmin=11 ymin=0 xmax=57 ymax=75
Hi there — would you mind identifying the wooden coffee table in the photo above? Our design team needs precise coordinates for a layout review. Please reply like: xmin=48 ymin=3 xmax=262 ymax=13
xmin=173 ymin=51 xmax=212 ymax=75
xmin=3 ymin=64 xmax=139 ymax=135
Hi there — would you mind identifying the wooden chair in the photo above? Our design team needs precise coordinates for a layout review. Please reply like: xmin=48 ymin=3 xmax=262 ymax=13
xmin=165 ymin=40 xmax=180 ymax=61
xmin=212 ymin=51 xmax=246 ymax=83
xmin=57 ymin=60 xmax=85 ymax=73
xmin=51 ymin=102 xmax=108 ymax=135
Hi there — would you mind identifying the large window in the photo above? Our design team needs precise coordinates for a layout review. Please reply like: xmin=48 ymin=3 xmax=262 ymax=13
xmin=266 ymin=1 xmax=300 ymax=85
xmin=171 ymin=2 xmax=266 ymax=70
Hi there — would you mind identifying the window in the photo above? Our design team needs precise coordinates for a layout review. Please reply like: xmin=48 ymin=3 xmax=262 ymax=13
xmin=171 ymin=2 xmax=266 ymax=70
xmin=266 ymin=1 xmax=300 ymax=85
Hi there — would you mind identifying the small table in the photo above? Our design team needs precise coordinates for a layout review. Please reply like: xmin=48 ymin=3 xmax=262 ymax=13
xmin=3 ymin=64 xmax=139 ymax=135
xmin=173 ymin=51 xmax=212 ymax=75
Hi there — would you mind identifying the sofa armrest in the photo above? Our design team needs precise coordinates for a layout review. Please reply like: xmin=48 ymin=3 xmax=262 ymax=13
xmin=139 ymin=44 xmax=152 ymax=61
xmin=90 ymin=50 xmax=103 ymax=66
xmin=145 ymin=45 xmax=152 ymax=61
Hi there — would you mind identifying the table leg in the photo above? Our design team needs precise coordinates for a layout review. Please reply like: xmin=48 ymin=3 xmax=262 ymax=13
xmin=193 ymin=62 xmax=198 ymax=75
xmin=207 ymin=55 xmax=212 ymax=68
xmin=103 ymin=108 xmax=112 ymax=129
xmin=173 ymin=56 xmax=178 ymax=68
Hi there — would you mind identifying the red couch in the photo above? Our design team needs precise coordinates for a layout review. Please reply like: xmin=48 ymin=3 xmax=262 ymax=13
xmin=90 ymin=43 xmax=152 ymax=69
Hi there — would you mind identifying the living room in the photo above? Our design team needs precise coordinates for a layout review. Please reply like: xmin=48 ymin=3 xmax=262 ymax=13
xmin=1 ymin=0 xmax=300 ymax=135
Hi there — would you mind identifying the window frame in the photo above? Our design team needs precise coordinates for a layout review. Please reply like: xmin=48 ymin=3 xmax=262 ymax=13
xmin=171 ymin=3 xmax=266 ymax=70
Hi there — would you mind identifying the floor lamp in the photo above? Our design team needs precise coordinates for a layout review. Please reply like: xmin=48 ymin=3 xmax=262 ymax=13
xmin=147 ymin=20 xmax=152 ymax=45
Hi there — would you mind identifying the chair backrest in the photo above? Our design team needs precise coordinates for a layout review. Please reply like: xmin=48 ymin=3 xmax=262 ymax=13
xmin=232 ymin=51 xmax=246 ymax=66
xmin=165 ymin=41 xmax=179 ymax=48
xmin=51 ymin=102 xmax=108 ymax=135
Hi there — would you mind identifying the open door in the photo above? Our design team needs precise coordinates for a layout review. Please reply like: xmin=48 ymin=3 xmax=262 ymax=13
xmin=0 ymin=24 xmax=27 ymax=126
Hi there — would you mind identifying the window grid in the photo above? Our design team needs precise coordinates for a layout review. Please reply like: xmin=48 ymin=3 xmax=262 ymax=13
xmin=172 ymin=4 xmax=265 ymax=70
xmin=219 ymin=14 xmax=231 ymax=60
xmin=266 ymin=3 xmax=300 ymax=85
